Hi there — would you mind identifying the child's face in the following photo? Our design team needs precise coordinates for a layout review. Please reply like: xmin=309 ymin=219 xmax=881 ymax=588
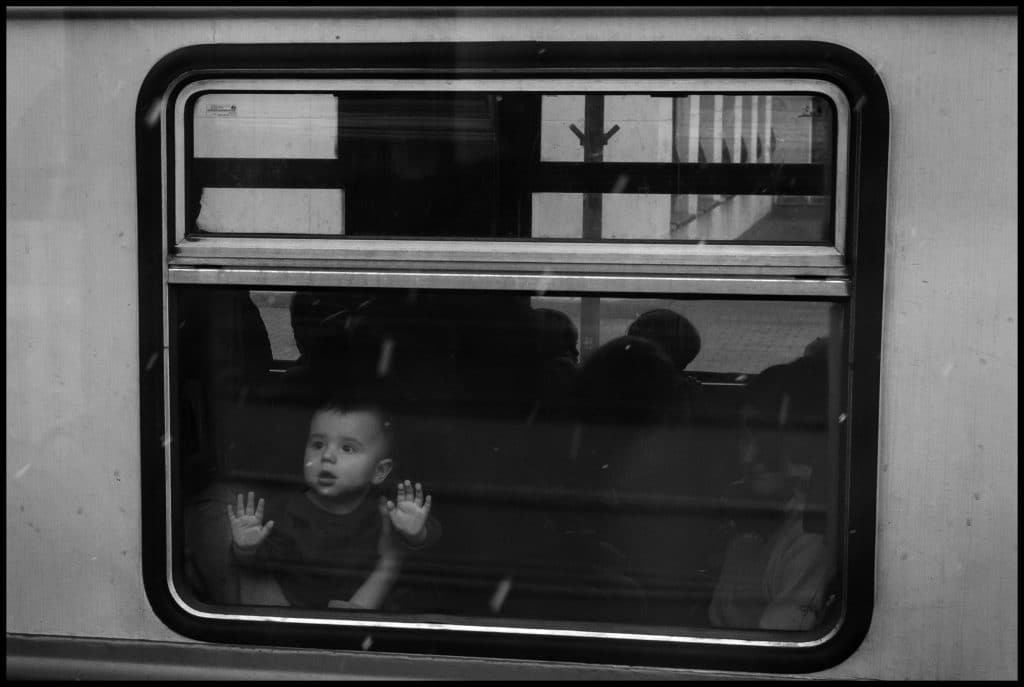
xmin=303 ymin=408 xmax=392 ymax=502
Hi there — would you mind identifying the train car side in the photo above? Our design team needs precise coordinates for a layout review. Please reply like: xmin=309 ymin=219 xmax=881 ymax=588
xmin=5 ymin=8 xmax=1017 ymax=680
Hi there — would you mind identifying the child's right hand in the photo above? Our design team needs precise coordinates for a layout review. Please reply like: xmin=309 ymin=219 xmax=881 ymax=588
xmin=228 ymin=491 xmax=274 ymax=550
xmin=384 ymin=481 xmax=432 ymax=545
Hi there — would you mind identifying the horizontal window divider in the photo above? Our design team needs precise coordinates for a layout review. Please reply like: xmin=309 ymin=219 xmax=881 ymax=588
xmin=171 ymin=236 xmax=845 ymax=267
xmin=167 ymin=266 xmax=849 ymax=296
xmin=171 ymin=255 xmax=845 ymax=277
xmin=191 ymin=158 xmax=345 ymax=188
xmin=532 ymin=162 xmax=828 ymax=196
xmin=190 ymin=158 xmax=829 ymax=196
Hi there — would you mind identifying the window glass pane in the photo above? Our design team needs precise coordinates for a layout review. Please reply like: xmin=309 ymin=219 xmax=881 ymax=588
xmin=195 ymin=188 xmax=344 ymax=235
xmin=177 ymin=286 xmax=845 ymax=634
xmin=186 ymin=91 xmax=835 ymax=243
xmin=193 ymin=93 xmax=339 ymax=159
xmin=540 ymin=95 xmax=584 ymax=162
xmin=532 ymin=193 xmax=829 ymax=241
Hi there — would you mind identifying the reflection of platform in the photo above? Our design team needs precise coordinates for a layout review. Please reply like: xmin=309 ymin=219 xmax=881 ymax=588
xmin=671 ymin=195 xmax=829 ymax=243
xmin=595 ymin=298 xmax=831 ymax=375
xmin=672 ymin=195 xmax=774 ymax=241
xmin=739 ymin=199 xmax=830 ymax=242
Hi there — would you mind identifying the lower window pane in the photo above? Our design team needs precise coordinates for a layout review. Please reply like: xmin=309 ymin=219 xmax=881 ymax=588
xmin=175 ymin=286 xmax=845 ymax=634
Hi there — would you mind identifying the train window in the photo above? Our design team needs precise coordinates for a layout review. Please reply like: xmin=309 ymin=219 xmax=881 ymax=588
xmin=139 ymin=42 xmax=887 ymax=672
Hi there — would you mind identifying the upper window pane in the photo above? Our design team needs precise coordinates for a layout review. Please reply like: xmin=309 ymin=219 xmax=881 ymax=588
xmin=193 ymin=93 xmax=339 ymax=159
xmin=185 ymin=90 xmax=836 ymax=243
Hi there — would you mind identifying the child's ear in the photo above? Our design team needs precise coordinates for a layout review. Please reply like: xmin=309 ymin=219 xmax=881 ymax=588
xmin=372 ymin=458 xmax=394 ymax=485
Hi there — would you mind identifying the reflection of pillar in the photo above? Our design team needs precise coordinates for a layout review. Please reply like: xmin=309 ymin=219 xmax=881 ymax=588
xmin=580 ymin=95 xmax=604 ymax=358
xmin=687 ymin=94 xmax=701 ymax=218
xmin=712 ymin=95 xmax=724 ymax=201
xmin=763 ymin=95 xmax=773 ymax=164
xmin=807 ymin=99 xmax=816 ymax=163
xmin=810 ymin=99 xmax=828 ymax=164
xmin=732 ymin=95 xmax=744 ymax=168
xmin=582 ymin=96 xmax=603 ymax=239
xmin=749 ymin=95 xmax=760 ymax=162
xmin=810 ymin=99 xmax=831 ymax=206
xmin=672 ymin=96 xmax=690 ymax=227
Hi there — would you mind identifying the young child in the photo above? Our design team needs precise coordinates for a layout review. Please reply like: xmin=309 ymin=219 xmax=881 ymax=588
xmin=227 ymin=394 xmax=439 ymax=610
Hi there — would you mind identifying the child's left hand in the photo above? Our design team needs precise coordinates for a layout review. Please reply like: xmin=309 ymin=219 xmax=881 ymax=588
xmin=385 ymin=480 xmax=432 ymax=545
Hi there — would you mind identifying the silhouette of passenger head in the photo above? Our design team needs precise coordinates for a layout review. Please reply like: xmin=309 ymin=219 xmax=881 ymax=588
xmin=574 ymin=335 xmax=678 ymax=428
xmin=802 ymin=336 xmax=829 ymax=361
xmin=533 ymin=308 xmax=579 ymax=365
xmin=627 ymin=309 xmax=702 ymax=371
xmin=289 ymin=291 xmax=353 ymax=366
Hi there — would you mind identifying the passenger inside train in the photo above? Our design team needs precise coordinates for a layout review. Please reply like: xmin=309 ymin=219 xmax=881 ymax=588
xmin=226 ymin=389 xmax=441 ymax=611
xmin=626 ymin=308 xmax=704 ymax=422
xmin=708 ymin=346 xmax=831 ymax=630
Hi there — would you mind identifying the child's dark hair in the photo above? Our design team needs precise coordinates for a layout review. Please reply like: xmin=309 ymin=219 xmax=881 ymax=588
xmin=312 ymin=382 xmax=402 ymax=484
xmin=314 ymin=387 xmax=395 ymax=435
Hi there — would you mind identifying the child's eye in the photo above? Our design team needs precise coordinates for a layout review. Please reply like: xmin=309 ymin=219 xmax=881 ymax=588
xmin=309 ymin=440 xmax=324 ymax=450
xmin=342 ymin=444 xmax=357 ymax=453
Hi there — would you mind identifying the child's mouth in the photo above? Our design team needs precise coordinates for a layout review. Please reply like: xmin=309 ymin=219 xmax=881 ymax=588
xmin=317 ymin=471 xmax=335 ymax=483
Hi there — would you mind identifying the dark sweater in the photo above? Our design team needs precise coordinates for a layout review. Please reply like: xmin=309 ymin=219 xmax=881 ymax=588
xmin=234 ymin=490 xmax=439 ymax=609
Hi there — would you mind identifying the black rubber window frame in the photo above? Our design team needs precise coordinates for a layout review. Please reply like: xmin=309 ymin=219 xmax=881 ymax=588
xmin=137 ymin=40 xmax=888 ymax=673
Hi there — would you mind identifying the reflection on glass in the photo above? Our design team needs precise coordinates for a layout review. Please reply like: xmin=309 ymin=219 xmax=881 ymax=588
xmin=541 ymin=94 xmax=833 ymax=166
xmin=195 ymin=188 xmax=344 ymax=235
xmin=188 ymin=91 xmax=835 ymax=242
xmin=533 ymin=193 xmax=830 ymax=242
xmin=193 ymin=93 xmax=339 ymax=159
xmin=177 ymin=286 xmax=843 ymax=633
